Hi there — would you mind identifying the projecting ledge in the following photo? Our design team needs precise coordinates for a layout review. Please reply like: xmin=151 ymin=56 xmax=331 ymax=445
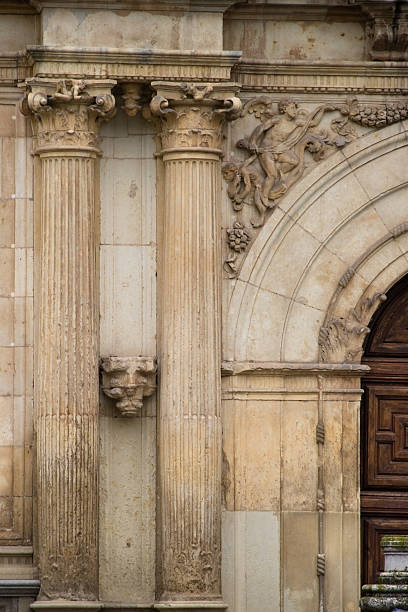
xmin=153 ymin=603 xmax=227 ymax=612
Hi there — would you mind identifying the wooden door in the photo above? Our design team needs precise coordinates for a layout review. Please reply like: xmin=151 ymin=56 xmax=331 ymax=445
xmin=361 ymin=276 xmax=408 ymax=585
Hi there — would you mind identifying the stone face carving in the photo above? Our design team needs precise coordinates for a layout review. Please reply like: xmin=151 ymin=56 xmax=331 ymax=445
xmin=223 ymin=96 xmax=408 ymax=277
xmin=121 ymin=83 xmax=150 ymax=117
xmin=20 ymin=78 xmax=116 ymax=150
xmin=319 ymin=293 xmax=387 ymax=363
xmin=100 ymin=357 xmax=157 ymax=417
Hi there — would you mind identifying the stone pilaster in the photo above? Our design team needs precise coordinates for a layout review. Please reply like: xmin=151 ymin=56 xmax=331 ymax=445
xmin=150 ymin=82 xmax=240 ymax=610
xmin=20 ymin=78 xmax=116 ymax=603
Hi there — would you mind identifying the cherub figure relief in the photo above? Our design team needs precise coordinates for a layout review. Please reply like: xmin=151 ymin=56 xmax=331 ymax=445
xmin=223 ymin=97 xmax=347 ymax=227
xmin=52 ymin=79 xmax=88 ymax=102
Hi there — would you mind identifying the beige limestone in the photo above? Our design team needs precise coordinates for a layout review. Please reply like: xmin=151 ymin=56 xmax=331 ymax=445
xmin=41 ymin=9 xmax=223 ymax=51
xmin=21 ymin=77 xmax=116 ymax=600
xmin=2 ymin=4 xmax=408 ymax=612
xmin=151 ymin=81 xmax=240 ymax=606
xmin=222 ymin=369 xmax=363 ymax=611
xmin=99 ymin=110 xmax=157 ymax=603
xmin=224 ymin=18 xmax=365 ymax=62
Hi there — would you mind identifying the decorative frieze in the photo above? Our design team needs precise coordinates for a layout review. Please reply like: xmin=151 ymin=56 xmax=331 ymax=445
xmin=233 ymin=61 xmax=408 ymax=95
xmin=26 ymin=46 xmax=241 ymax=84
xmin=100 ymin=356 xmax=156 ymax=417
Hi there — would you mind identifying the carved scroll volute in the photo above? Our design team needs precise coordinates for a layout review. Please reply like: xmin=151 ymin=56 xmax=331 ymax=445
xmin=20 ymin=77 xmax=116 ymax=152
xmin=149 ymin=81 xmax=242 ymax=154
xmin=100 ymin=356 xmax=157 ymax=417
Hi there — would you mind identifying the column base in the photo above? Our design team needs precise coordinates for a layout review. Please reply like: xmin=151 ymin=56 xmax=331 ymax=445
xmin=153 ymin=602 xmax=227 ymax=612
xmin=31 ymin=602 xmax=102 ymax=612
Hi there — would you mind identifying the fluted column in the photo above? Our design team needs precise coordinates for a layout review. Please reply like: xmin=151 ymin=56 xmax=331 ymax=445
xmin=150 ymin=82 xmax=241 ymax=611
xmin=21 ymin=78 xmax=116 ymax=603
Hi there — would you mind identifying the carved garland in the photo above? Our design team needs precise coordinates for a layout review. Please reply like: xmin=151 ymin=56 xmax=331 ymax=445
xmin=222 ymin=96 xmax=408 ymax=278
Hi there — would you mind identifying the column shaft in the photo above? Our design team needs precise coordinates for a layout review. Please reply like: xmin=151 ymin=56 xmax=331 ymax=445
xmin=21 ymin=78 xmax=116 ymax=602
xmin=37 ymin=152 xmax=98 ymax=599
xmin=160 ymin=153 xmax=222 ymax=599
xmin=150 ymin=82 xmax=241 ymax=608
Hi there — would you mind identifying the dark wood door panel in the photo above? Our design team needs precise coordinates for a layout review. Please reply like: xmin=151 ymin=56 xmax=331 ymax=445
xmin=362 ymin=385 xmax=408 ymax=488
xmin=361 ymin=275 xmax=408 ymax=589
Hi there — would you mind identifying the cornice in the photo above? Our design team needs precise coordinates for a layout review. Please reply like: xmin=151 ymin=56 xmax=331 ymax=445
xmin=221 ymin=361 xmax=370 ymax=376
xmin=0 ymin=53 xmax=32 ymax=86
xmin=0 ymin=1 xmax=37 ymax=13
xmin=26 ymin=46 xmax=242 ymax=82
xmin=234 ymin=59 xmax=408 ymax=94
xmin=225 ymin=3 xmax=365 ymax=21
xmin=28 ymin=0 xmax=239 ymax=11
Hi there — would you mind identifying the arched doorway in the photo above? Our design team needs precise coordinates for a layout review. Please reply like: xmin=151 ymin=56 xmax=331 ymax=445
xmin=361 ymin=274 xmax=408 ymax=585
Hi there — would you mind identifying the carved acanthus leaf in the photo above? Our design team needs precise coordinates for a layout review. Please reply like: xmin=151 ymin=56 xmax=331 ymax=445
xmin=149 ymin=81 xmax=241 ymax=152
xmin=100 ymin=356 xmax=156 ymax=417
xmin=164 ymin=546 xmax=221 ymax=596
xmin=318 ymin=293 xmax=387 ymax=363
xmin=20 ymin=78 xmax=116 ymax=150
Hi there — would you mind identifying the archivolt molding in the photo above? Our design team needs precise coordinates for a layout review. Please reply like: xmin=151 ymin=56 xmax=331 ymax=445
xmin=224 ymin=122 xmax=408 ymax=364
xmin=222 ymin=95 xmax=408 ymax=277
xmin=318 ymin=221 xmax=408 ymax=363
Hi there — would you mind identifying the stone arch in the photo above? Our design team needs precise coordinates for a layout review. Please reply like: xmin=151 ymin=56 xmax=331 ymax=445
xmin=225 ymin=121 xmax=408 ymax=364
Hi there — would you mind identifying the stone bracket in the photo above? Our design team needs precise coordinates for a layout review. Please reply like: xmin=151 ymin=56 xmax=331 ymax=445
xmin=100 ymin=356 xmax=157 ymax=417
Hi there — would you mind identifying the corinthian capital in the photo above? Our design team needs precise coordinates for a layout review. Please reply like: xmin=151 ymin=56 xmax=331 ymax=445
xmin=20 ymin=77 xmax=117 ymax=152
xmin=149 ymin=81 xmax=241 ymax=154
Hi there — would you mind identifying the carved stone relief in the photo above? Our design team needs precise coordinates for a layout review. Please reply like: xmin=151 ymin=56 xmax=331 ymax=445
xmin=223 ymin=96 xmax=408 ymax=277
xmin=319 ymin=293 xmax=387 ymax=363
xmin=20 ymin=78 xmax=116 ymax=151
xmin=148 ymin=81 xmax=241 ymax=152
xmin=356 ymin=1 xmax=408 ymax=60
xmin=100 ymin=356 xmax=156 ymax=417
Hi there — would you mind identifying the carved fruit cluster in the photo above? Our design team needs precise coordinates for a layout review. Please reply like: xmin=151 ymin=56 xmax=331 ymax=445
xmin=349 ymin=102 xmax=408 ymax=127
xmin=226 ymin=223 xmax=251 ymax=253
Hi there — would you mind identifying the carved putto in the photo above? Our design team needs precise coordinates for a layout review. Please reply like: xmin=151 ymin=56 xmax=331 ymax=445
xmin=223 ymin=96 xmax=408 ymax=277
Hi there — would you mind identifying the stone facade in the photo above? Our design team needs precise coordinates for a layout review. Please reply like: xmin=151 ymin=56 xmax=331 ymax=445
xmin=0 ymin=2 xmax=407 ymax=612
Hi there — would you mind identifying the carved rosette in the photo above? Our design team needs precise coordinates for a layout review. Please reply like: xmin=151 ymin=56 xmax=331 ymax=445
xmin=100 ymin=356 xmax=156 ymax=417
xmin=20 ymin=78 xmax=116 ymax=152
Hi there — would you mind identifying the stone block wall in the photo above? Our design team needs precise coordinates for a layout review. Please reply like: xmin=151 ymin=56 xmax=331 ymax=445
xmin=99 ymin=111 xmax=157 ymax=602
